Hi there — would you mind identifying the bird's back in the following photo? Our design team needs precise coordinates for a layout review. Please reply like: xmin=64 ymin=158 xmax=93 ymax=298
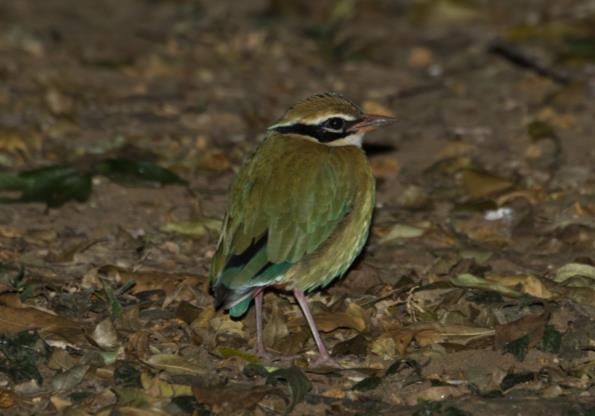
xmin=209 ymin=133 xmax=375 ymax=316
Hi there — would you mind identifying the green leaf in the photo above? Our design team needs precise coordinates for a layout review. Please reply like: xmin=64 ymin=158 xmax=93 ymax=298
xmin=538 ymin=325 xmax=562 ymax=353
xmin=96 ymin=157 xmax=186 ymax=186
xmin=0 ymin=165 xmax=92 ymax=207
xmin=504 ymin=334 xmax=530 ymax=361
xmin=102 ymin=281 xmax=123 ymax=320
xmin=266 ymin=367 xmax=311 ymax=415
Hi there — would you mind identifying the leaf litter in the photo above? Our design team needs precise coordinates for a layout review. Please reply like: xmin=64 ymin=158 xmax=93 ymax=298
xmin=0 ymin=0 xmax=595 ymax=414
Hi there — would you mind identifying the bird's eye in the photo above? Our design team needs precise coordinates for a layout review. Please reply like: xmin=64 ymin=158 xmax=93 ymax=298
xmin=323 ymin=117 xmax=346 ymax=131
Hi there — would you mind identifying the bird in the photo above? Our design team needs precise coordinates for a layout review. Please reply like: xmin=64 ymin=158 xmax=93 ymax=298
xmin=209 ymin=92 xmax=394 ymax=366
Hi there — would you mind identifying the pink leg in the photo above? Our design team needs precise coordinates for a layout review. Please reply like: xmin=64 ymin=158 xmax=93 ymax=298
xmin=293 ymin=289 xmax=337 ymax=366
xmin=254 ymin=289 xmax=267 ymax=356
xmin=253 ymin=290 xmax=299 ymax=362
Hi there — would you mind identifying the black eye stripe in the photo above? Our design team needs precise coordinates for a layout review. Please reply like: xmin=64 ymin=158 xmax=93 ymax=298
xmin=272 ymin=119 xmax=359 ymax=143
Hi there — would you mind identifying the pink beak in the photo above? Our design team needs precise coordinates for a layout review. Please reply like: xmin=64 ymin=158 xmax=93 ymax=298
xmin=347 ymin=114 xmax=396 ymax=133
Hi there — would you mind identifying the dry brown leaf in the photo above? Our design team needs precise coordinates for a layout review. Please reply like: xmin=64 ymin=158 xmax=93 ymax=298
xmin=494 ymin=313 xmax=548 ymax=349
xmin=0 ymin=305 xmax=82 ymax=340
xmin=453 ymin=215 xmax=512 ymax=245
xmin=461 ymin=169 xmax=513 ymax=199
xmin=99 ymin=265 xmax=205 ymax=296
xmin=0 ymin=388 xmax=18 ymax=409
xmin=393 ymin=329 xmax=415 ymax=357
xmin=125 ymin=331 xmax=150 ymax=360
xmin=0 ymin=227 xmax=24 ymax=238
xmin=404 ymin=322 xmax=495 ymax=346
xmin=486 ymin=274 xmax=555 ymax=299
xmin=192 ymin=384 xmax=275 ymax=414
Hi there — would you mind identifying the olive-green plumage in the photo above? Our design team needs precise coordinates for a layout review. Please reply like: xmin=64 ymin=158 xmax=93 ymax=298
xmin=208 ymin=92 xmax=394 ymax=365
xmin=210 ymin=132 xmax=374 ymax=316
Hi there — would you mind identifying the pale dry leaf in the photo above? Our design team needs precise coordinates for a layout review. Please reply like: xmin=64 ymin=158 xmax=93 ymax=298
xmin=554 ymin=263 xmax=595 ymax=284
xmin=404 ymin=385 xmax=469 ymax=407
xmin=210 ymin=315 xmax=246 ymax=337
xmin=370 ymin=335 xmax=396 ymax=359
xmin=145 ymin=354 xmax=207 ymax=376
xmin=92 ymin=318 xmax=119 ymax=350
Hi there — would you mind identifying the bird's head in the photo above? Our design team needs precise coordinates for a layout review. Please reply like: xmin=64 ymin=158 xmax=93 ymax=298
xmin=268 ymin=92 xmax=395 ymax=147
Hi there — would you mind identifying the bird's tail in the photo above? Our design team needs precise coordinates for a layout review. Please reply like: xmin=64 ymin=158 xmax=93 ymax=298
xmin=212 ymin=282 xmax=254 ymax=317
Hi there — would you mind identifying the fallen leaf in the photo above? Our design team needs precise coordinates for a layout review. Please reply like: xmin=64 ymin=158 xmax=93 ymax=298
xmin=145 ymin=354 xmax=207 ymax=376
xmin=378 ymin=223 xmax=428 ymax=244
xmin=403 ymin=322 xmax=495 ymax=347
xmin=50 ymin=365 xmax=90 ymax=392
xmin=495 ymin=313 xmax=549 ymax=360
xmin=266 ymin=367 xmax=312 ymax=416
xmin=0 ymin=388 xmax=18 ymax=408
xmin=192 ymin=383 xmax=276 ymax=413
xmin=91 ymin=318 xmax=119 ymax=350
xmin=160 ymin=218 xmax=222 ymax=239
xmin=554 ymin=263 xmax=595 ymax=284
xmin=450 ymin=273 xmax=521 ymax=298
xmin=461 ymin=169 xmax=513 ymax=199
xmin=0 ymin=306 xmax=82 ymax=342
xmin=486 ymin=274 xmax=555 ymax=299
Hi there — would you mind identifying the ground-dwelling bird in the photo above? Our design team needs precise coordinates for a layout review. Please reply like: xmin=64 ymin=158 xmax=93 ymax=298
xmin=209 ymin=92 xmax=395 ymax=366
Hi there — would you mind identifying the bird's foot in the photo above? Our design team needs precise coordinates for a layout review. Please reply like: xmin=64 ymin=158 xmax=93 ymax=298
xmin=309 ymin=354 xmax=342 ymax=368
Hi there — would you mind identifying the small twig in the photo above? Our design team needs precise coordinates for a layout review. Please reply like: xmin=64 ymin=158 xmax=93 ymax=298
xmin=488 ymin=39 xmax=573 ymax=85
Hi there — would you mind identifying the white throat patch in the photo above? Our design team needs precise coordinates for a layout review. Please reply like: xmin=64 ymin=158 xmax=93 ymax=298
xmin=325 ymin=132 xmax=364 ymax=147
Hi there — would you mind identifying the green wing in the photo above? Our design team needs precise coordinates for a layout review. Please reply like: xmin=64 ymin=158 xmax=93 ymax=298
xmin=209 ymin=134 xmax=357 ymax=316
